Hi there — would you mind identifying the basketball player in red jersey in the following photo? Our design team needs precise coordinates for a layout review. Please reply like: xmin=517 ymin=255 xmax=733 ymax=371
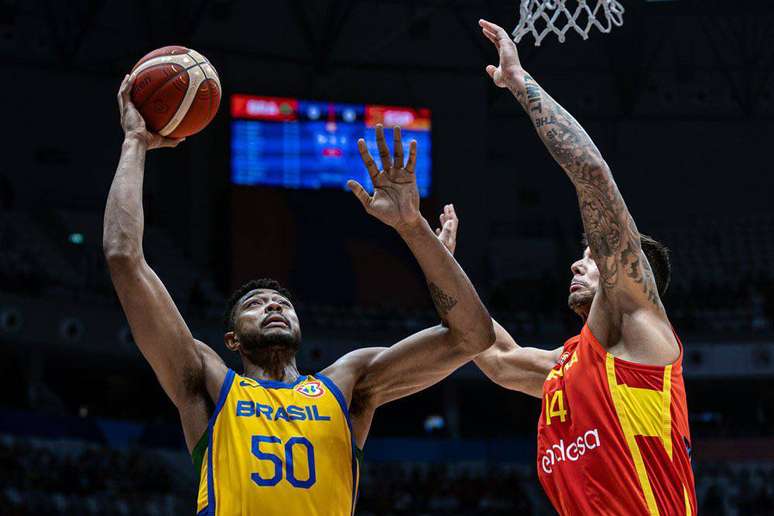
xmin=436 ymin=19 xmax=697 ymax=516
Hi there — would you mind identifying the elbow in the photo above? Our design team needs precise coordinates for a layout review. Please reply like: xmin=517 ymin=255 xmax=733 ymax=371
xmin=103 ymin=240 xmax=143 ymax=270
xmin=454 ymin=315 xmax=496 ymax=355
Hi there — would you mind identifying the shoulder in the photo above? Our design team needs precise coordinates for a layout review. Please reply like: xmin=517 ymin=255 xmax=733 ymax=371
xmin=587 ymin=307 xmax=679 ymax=366
xmin=323 ymin=347 xmax=385 ymax=372
xmin=318 ymin=347 xmax=387 ymax=408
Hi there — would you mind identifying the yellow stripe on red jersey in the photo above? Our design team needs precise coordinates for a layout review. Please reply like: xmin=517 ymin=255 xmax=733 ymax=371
xmin=196 ymin=369 xmax=359 ymax=516
xmin=537 ymin=325 xmax=697 ymax=516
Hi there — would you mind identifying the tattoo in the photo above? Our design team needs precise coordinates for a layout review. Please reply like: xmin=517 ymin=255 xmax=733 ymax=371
xmin=518 ymin=73 xmax=661 ymax=308
xmin=428 ymin=282 xmax=458 ymax=318
xmin=524 ymin=74 xmax=543 ymax=114
xmin=620 ymin=218 xmax=660 ymax=305
xmin=535 ymin=115 xmax=556 ymax=128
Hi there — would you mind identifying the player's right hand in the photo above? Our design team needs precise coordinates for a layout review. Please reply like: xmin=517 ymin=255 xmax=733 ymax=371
xmin=117 ymin=74 xmax=184 ymax=150
xmin=435 ymin=204 xmax=459 ymax=256
xmin=479 ymin=19 xmax=523 ymax=89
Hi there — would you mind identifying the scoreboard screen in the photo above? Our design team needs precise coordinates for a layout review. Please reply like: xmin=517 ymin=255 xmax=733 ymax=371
xmin=230 ymin=94 xmax=432 ymax=197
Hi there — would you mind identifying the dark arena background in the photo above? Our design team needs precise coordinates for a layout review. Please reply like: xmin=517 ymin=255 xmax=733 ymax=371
xmin=2 ymin=0 xmax=774 ymax=514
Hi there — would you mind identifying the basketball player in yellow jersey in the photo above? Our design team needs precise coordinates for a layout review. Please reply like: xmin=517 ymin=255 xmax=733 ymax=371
xmin=104 ymin=76 xmax=495 ymax=516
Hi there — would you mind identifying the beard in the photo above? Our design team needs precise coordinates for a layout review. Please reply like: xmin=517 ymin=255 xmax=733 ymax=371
xmin=568 ymin=289 xmax=594 ymax=316
xmin=237 ymin=327 xmax=301 ymax=352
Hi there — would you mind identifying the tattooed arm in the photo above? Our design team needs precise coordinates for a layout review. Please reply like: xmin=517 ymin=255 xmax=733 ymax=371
xmin=479 ymin=19 xmax=677 ymax=363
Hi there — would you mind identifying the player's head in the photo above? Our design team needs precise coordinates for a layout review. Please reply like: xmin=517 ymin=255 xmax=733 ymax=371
xmin=568 ymin=234 xmax=671 ymax=317
xmin=224 ymin=278 xmax=301 ymax=356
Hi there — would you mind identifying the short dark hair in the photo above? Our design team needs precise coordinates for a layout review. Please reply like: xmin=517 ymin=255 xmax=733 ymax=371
xmin=223 ymin=278 xmax=294 ymax=331
xmin=582 ymin=233 xmax=672 ymax=298
xmin=639 ymin=234 xmax=671 ymax=298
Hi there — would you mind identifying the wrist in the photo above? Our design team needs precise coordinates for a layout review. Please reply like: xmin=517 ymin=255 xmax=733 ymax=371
xmin=123 ymin=131 xmax=149 ymax=150
xmin=504 ymin=66 xmax=527 ymax=92
xmin=395 ymin=217 xmax=430 ymax=240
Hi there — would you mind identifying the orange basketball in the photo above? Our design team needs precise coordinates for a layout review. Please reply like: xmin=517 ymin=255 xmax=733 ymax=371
xmin=129 ymin=46 xmax=221 ymax=139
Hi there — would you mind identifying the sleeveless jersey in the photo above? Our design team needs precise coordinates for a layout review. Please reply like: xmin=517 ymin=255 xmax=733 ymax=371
xmin=537 ymin=325 xmax=697 ymax=515
xmin=196 ymin=370 xmax=359 ymax=516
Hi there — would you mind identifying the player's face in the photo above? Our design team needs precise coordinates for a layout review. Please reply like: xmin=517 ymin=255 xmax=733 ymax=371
xmin=568 ymin=247 xmax=599 ymax=315
xmin=231 ymin=289 xmax=302 ymax=352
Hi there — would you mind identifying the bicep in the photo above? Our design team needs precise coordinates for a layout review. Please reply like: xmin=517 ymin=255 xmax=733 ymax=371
xmin=577 ymin=170 xmax=662 ymax=312
xmin=109 ymin=259 xmax=205 ymax=406
xmin=355 ymin=325 xmax=471 ymax=408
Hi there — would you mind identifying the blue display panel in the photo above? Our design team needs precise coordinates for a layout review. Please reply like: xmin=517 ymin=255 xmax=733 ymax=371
xmin=230 ymin=95 xmax=431 ymax=197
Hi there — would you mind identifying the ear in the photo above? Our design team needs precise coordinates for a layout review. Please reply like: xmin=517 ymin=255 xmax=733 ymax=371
xmin=224 ymin=331 xmax=240 ymax=352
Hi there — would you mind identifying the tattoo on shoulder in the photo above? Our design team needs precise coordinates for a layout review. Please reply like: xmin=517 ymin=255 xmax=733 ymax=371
xmin=428 ymin=283 xmax=458 ymax=318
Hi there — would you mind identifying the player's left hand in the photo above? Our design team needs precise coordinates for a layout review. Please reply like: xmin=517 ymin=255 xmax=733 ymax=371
xmin=348 ymin=125 xmax=421 ymax=232
xmin=435 ymin=204 xmax=459 ymax=255
xmin=479 ymin=19 xmax=523 ymax=90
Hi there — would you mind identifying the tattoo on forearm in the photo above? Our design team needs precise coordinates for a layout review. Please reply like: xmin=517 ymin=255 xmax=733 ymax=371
xmin=524 ymin=74 xmax=543 ymax=114
xmin=516 ymin=73 xmax=661 ymax=307
xmin=429 ymin=282 xmax=458 ymax=318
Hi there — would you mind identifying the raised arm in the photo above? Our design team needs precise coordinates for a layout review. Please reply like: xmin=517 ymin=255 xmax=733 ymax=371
xmin=103 ymin=77 xmax=226 ymax=448
xmin=479 ymin=20 xmax=661 ymax=316
xmin=326 ymin=127 xmax=494 ymax=444
xmin=347 ymin=125 xmax=494 ymax=346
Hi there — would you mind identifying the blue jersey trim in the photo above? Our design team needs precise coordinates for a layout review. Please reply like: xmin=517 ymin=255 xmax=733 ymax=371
xmin=207 ymin=368 xmax=236 ymax=516
xmin=315 ymin=373 xmax=352 ymax=431
xmin=239 ymin=374 xmax=307 ymax=390
xmin=315 ymin=373 xmax=358 ymax=514
xmin=197 ymin=508 xmax=208 ymax=516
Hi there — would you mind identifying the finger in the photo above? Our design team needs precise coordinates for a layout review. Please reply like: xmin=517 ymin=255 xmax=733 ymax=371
xmin=479 ymin=19 xmax=509 ymax=39
xmin=375 ymin=124 xmax=392 ymax=171
xmin=435 ymin=228 xmax=442 ymax=236
xmin=357 ymin=139 xmax=379 ymax=182
xmin=485 ymin=65 xmax=497 ymax=80
xmin=439 ymin=211 xmax=446 ymax=226
xmin=448 ymin=203 xmax=458 ymax=221
xmin=117 ymin=74 xmax=129 ymax=113
xmin=482 ymin=28 xmax=499 ymax=47
xmin=443 ymin=219 xmax=456 ymax=236
xmin=393 ymin=126 xmax=404 ymax=168
xmin=160 ymin=137 xmax=185 ymax=148
xmin=405 ymin=140 xmax=417 ymax=173
xmin=347 ymin=180 xmax=371 ymax=210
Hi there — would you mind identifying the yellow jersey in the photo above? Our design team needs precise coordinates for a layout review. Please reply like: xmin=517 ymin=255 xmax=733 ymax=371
xmin=196 ymin=369 xmax=360 ymax=515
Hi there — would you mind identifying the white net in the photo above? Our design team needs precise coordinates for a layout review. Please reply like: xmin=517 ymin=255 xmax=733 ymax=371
xmin=512 ymin=0 xmax=625 ymax=46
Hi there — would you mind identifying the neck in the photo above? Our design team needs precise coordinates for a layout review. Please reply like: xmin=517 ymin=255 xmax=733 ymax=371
xmin=241 ymin=347 xmax=300 ymax=382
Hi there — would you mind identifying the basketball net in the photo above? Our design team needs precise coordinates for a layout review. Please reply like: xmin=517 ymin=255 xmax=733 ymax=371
xmin=512 ymin=0 xmax=624 ymax=46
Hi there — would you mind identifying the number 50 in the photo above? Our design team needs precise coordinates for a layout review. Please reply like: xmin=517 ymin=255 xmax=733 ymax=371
xmin=251 ymin=435 xmax=316 ymax=489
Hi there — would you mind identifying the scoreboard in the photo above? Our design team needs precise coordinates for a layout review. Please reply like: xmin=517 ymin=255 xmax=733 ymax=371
xmin=230 ymin=94 xmax=432 ymax=197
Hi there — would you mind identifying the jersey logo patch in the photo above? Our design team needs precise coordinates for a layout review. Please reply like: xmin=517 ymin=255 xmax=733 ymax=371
xmin=296 ymin=380 xmax=325 ymax=398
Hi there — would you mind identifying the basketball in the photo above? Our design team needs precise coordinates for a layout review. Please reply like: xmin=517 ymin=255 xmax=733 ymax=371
xmin=129 ymin=46 xmax=221 ymax=138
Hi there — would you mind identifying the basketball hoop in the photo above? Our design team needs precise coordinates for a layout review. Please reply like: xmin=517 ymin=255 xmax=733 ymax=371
xmin=512 ymin=0 xmax=625 ymax=46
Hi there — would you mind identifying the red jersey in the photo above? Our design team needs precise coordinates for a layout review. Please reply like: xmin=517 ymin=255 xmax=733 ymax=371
xmin=537 ymin=325 xmax=697 ymax=515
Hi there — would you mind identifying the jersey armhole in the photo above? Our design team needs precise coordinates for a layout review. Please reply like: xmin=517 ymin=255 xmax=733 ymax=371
xmin=191 ymin=428 xmax=209 ymax=478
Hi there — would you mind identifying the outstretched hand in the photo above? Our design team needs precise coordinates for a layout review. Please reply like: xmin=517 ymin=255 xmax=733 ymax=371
xmin=479 ymin=19 xmax=523 ymax=89
xmin=118 ymin=74 xmax=184 ymax=150
xmin=348 ymin=125 xmax=421 ymax=232
xmin=435 ymin=204 xmax=459 ymax=256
